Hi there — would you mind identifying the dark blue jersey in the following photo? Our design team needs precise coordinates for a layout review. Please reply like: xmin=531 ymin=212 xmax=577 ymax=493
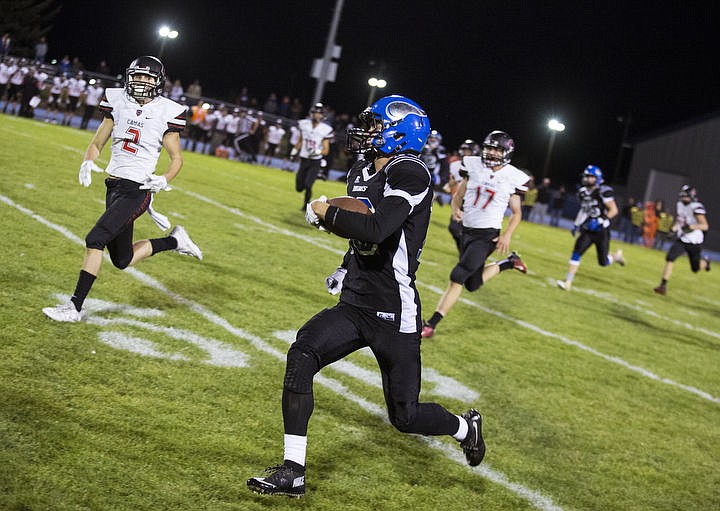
xmin=324 ymin=155 xmax=432 ymax=333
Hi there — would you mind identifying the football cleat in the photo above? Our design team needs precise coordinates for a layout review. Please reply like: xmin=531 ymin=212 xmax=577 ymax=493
xmin=43 ymin=301 xmax=82 ymax=322
xmin=421 ymin=322 xmax=435 ymax=339
xmin=703 ymin=256 xmax=711 ymax=272
xmin=460 ymin=409 xmax=486 ymax=466
xmin=613 ymin=249 xmax=625 ymax=266
xmin=556 ymin=280 xmax=571 ymax=291
xmin=247 ymin=464 xmax=305 ymax=498
xmin=508 ymin=251 xmax=527 ymax=273
xmin=653 ymin=285 xmax=666 ymax=296
xmin=170 ymin=225 xmax=203 ymax=260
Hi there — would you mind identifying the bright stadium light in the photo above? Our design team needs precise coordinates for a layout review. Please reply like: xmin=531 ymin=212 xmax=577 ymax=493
xmin=158 ymin=25 xmax=179 ymax=58
xmin=541 ymin=118 xmax=566 ymax=179
xmin=367 ymin=76 xmax=387 ymax=106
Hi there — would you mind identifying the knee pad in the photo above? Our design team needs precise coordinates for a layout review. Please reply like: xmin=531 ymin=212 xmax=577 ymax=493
xmin=109 ymin=251 xmax=132 ymax=270
xmin=389 ymin=405 xmax=417 ymax=433
xmin=85 ymin=226 xmax=109 ymax=251
xmin=450 ymin=262 xmax=474 ymax=287
xmin=283 ymin=345 xmax=320 ymax=394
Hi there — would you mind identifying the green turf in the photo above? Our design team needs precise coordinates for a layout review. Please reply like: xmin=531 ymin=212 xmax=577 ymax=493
xmin=1 ymin=114 xmax=718 ymax=510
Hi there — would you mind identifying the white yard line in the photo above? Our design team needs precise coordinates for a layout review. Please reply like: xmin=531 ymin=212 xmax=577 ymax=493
xmin=1 ymin=192 xmax=564 ymax=511
xmin=170 ymin=188 xmax=720 ymax=405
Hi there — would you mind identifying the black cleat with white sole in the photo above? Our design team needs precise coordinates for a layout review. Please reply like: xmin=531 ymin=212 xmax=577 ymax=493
xmin=460 ymin=409 xmax=486 ymax=466
xmin=247 ymin=464 xmax=305 ymax=498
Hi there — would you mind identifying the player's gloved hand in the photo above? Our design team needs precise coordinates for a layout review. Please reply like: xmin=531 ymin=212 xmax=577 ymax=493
xmin=570 ymin=225 xmax=578 ymax=237
xmin=305 ymin=195 xmax=328 ymax=231
xmin=139 ymin=175 xmax=169 ymax=193
xmin=290 ymin=146 xmax=299 ymax=161
xmin=78 ymin=160 xmax=103 ymax=187
xmin=587 ymin=217 xmax=602 ymax=232
xmin=681 ymin=224 xmax=692 ymax=233
xmin=325 ymin=267 xmax=347 ymax=295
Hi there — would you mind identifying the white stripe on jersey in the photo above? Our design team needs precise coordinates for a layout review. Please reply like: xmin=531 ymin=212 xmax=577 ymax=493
xmin=393 ymin=229 xmax=418 ymax=333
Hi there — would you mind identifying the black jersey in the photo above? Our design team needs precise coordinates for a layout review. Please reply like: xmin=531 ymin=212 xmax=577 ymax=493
xmin=574 ymin=184 xmax=615 ymax=229
xmin=323 ymin=155 xmax=433 ymax=334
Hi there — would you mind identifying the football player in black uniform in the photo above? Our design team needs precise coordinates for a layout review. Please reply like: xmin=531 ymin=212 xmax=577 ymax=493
xmin=247 ymin=95 xmax=485 ymax=498
xmin=556 ymin=165 xmax=624 ymax=291
xmin=420 ymin=129 xmax=450 ymax=205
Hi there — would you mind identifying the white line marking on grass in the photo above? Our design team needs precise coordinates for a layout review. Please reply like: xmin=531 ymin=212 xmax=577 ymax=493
xmin=4 ymin=193 xmax=564 ymax=511
xmin=421 ymin=282 xmax=720 ymax=405
xmin=169 ymin=190 xmax=720 ymax=405
xmin=543 ymin=278 xmax=720 ymax=341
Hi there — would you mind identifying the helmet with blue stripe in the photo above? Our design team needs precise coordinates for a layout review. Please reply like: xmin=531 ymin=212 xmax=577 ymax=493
xmin=582 ymin=165 xmax=604 ymax=185
xmin=346 ymin=95 xmax=431 ymax=160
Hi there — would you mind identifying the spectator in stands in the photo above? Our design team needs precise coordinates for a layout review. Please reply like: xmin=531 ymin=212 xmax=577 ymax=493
xmin=1 ymin=33 xmax=11 ymax=58
xmin=18 ymin=67 xmax=39 ymax=118
xmin=3 ymin=61 xmax=27 ymax=115
xmin=262 ymin=119 xmax=286 ymax=165
xmin=653 ymin=199 xmax=672 ymax=250
xmin=64 ymin=72 xmax=87 ymax=126
xmin=278 ymin=95 xmax=291 ymax=117
xmin=186 ymin=100 xmax=208 ymax=151
xmin=80 ymin=79 xmax=104 ymax=130
xmin=641 ymin=200 xmax=658 ymax=247
xmin=548 ymin=185 xmax=566 ymax=226
xmin=71 ymin=57 xmax=85 ymax=74
xmin=208 ymin=105 xmax=229 ymax=155
xmin=169 ymin=79 xmax=183 ymax=101
xmin=34 ymin=36 xmax=48 ymax=63
xmin=290 ymin=97 xmax=303 ymax=119
xmin=0 ymin=56 xmax=16 ymax=107
xmin=251 ymin=111 xmax=267 ymax=159
xmin=236 ymin=86 xmax=250 ymax=106
xmin=58 ymin=55 xmax=71 ymax=76
xmin=630 ymin=200 xmax=643 ymax=244
xmin=263 ymin=92 xmax=278 ymax=114
xmin=521 ymin=176 xmax=537 ymax=220
xmin=95 ymin=60 xmax=111 ymax=75
xmin=619 ymin=196 xmax=635 ymax=242
xmin=186 ymin=78 xmax=202 ymax=98
xmin=529 ymin=177 xmax=552 ymax=224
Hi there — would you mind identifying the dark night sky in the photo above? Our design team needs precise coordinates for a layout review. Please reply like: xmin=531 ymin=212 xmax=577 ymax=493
xmin=46 ymin=0 xmax=718 ymax=186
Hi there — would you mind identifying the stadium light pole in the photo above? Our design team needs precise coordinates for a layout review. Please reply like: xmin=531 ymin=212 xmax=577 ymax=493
xmin=158 ymin=26 xmax=178 ymax=58
xmin=541 ymin=118 xmax=565 ymax=180
xmin=366 ymin=77 xmax=387 ymax=107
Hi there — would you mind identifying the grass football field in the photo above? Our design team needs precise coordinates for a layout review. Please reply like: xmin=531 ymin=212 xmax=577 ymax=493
xmin=1 ymin=114 xmax=719 ymax=511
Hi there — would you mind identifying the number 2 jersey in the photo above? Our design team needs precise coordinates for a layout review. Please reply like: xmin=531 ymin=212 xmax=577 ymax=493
xmin=459 ymin=156 xmax=529 ymax=229
xmin=98 ymin=88 xmax=187 ymax=183
xmin=323 ymin=155 xmax=433 ymax=334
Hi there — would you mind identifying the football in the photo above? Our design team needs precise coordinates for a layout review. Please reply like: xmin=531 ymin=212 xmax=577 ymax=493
xmin=327 ymin=196 xmax=372 ymax=215
xmin=325 ymin=196 xmax=372 ymax=238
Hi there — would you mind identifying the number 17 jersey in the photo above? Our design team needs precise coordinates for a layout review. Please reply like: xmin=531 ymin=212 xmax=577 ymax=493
xmin=98 ymin=88 xmax=187 ymax=183
xmin=459 ymin=156 xmax=529 ymax=229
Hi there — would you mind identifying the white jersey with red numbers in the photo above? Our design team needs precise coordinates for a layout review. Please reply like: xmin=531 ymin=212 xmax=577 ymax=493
xmin=297 ymin=118 xmax=333 ymax=159
xmin=676 ymin=200 xmax=706 ymax=244
xmin=98 ymin=88 xmax=186 ymax=183
xmin=459 ymin=155 xmax=529 ymax=229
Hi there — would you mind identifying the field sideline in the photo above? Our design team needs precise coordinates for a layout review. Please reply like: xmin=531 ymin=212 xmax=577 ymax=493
xmin=1 ymin=114 xmax=719 ymax=511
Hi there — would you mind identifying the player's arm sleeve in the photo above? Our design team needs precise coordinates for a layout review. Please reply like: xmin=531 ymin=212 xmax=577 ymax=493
xmin=97 ymin=92 xmax=113 ymax=120
xmin=325 ymin=161 xmax=429 ymax=243
xmin=165 ymin=106 xmax=187 ymax=135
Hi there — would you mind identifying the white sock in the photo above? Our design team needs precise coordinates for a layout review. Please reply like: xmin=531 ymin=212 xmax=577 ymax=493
xmin=284 ymin=434 xmax=307 ymax=467
xmin=452 ymin=415 xmax=468 ymax=441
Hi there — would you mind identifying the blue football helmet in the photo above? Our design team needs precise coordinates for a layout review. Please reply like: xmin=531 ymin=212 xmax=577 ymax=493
xmin=346 ymin=95 xmax=431 ymax=160
xmin=582 ymin=165 xmax=604 ymax=186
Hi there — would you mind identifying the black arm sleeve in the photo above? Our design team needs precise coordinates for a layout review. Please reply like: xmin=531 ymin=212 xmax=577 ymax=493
xmin=325 ymin=158 xmax=429 ymax=243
